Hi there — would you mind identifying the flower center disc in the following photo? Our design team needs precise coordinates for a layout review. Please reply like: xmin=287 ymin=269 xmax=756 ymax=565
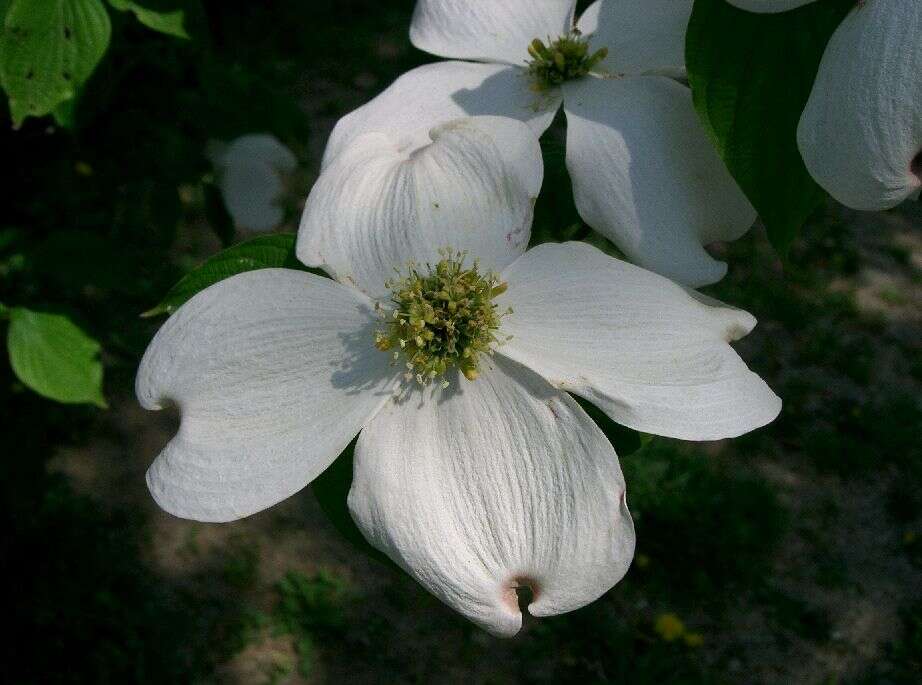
xmin=526 ymin=30 xmax=608 ymax=91
xmin=375 ymin=250 xmax=509 ymax=385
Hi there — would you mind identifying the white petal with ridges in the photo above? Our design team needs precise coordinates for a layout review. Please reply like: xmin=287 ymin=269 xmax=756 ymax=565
xmin=797 ymin=0 xmax=922 ymax=211
xmin=577 ymin=0 xmax=692 ymax=76
xmin=349 ymin=356 xmax=634 ymax=636
xmin=563 ymin=75 xmax=756 ymax=287
xmin=410 ymin=0 xmax=576 ymax=66
xmin=137 ymin=269 xmax=397 ymax=523
xmin=299 ymin=116 xmax=543 ymax=299
xmin=323 ymin=61 xmax=557 ymax=168
xmin=496 ymin=242 xmax=781 ymax=441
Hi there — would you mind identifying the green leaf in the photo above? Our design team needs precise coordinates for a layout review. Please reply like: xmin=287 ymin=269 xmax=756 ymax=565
xmin=142 ymin=233 xmax=318 ymax=317
xmin=311 ymin=440 xmax=397 ymax=569
xmin=51 ymin=93 xmax=77 ymax=126
xmin=0 ymin=0 xmax=111 ymax=126
xmin=107 ymin=0 xmax=192 ymax=39
xmin=529 ymin=135 xmax=585 ymax=247
xmin=6 ymin=307 xmax=106 ymax=407
xmin=686 ymin=0 xmax=853 ymax=254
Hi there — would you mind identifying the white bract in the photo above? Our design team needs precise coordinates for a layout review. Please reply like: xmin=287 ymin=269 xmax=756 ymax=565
xmin=317 ymin=0 xmax=756 ymax=288
xmin=139 ymin=118 xmax=781 ymax=636
xmin=797 ymin=0 xmax=922 ymax=210
xmin=208 ymin=133 xmax=298 ymax=232
xmin=728 ymin=0 xmax=921 ymax=210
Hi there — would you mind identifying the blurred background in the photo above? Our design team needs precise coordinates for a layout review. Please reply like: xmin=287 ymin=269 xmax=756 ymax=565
xmin=1 ymin=1 xmax=920 ymax=683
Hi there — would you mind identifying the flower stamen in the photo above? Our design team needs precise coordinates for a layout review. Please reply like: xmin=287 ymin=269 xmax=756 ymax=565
xmin=375 ymin=249 xmax=510 ymax=385
xmin=526 ymin=31 xmax=608 ymax=91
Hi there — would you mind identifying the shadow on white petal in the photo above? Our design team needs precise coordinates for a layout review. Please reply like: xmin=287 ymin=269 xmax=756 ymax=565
xmin=348 ymin=355 xmax=634 ymax=636
xmin=299 ymin=116 xmax=544 ymax=299
xmin=137 ymin=270 xmax=398 ymax=523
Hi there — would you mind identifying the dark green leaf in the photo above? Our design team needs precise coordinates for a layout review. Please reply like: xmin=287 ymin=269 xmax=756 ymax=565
xmin=529 ymin=129 xmax=626 ymax=258
xmin=51 ymin=93 xmax=77 ymax=126
xmin=0 ymin=0 xmax=112 ymax=126
xmin=107 ymin=0 xmax=195 ymax=39
xmin=311 ymin=440 xmax=397 ymax=569
xmin=529 ymin=130 xmax=587 ymax=247
xmin=686 ymin=0 xmax=854 ymax=254
xmin=142 ymin=233 xmax=318 ymax=317
xmin=6 ymin=307 xmax=106 ymax=407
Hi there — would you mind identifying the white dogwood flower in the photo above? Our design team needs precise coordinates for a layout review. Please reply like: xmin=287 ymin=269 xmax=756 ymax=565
xmin=140 ymin=117 xmax=781 ymax=636
xmin=319 ymin=0 xmax=756 ymax=288
xmin=728 ymin=0 xmax=921 ymax=209
xmin=208 ymin=133 xmax=298 ymax=232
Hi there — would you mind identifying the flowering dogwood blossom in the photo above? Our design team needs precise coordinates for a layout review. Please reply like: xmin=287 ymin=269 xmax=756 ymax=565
xmin=139 ymin=118 xmax=781 ymax=635
xmin=729 ymin=0 xmax=921 ymax=210
xmin=208 ymin=134 xmax=298 ymax=232
xmin=319 ymin=0 xmax=756 ymax=288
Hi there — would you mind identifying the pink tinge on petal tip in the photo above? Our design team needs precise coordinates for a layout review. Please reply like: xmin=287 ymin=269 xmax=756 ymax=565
xmin=499 ymin=488 xmax=630 ymax=619
xmin=502 ymin=576 xmax=541 ymax=616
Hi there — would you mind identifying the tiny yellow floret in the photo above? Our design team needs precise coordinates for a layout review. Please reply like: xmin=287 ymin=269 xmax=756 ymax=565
xmin=654 ymin=613 xmax=686 ymax=642
xmin=375 ymin=249 xmax=510 ymax=386
xmin=526 ymin=31 xmax=608 ymax=91
xmin=683 ymin=632 xmax=704 ymax=648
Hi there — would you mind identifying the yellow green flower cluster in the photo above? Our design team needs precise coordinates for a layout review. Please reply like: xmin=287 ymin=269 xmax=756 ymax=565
xmin=654 ymin=613 xmax=704 ymax=648
xmin=375 ymin=250 xmax=510 ymax=384
xmin=526 ymin=31 xmax=608 ymax=91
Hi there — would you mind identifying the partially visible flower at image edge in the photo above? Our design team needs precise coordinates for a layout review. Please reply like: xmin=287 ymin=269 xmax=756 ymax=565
xmin=137 ymin=117 xmax=781 ymax=637
xmin=319 ymin=0 xmax=757 ymax=288
xmin=729 ymin=0 xmax=922 ymax=210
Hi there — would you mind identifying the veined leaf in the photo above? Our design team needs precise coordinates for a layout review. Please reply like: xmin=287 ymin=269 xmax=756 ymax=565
xmin=142 ymin=233 xmax=319 ymax=317
xmin=0 ymin=0 xmax=111 ymax=125
xmin=107 ymin=0 xmax=194 ymax=40
xmin=686 ymin=0 xmax=854 ymax=254
xmin=7 ymin=307 xmax=106 ymax=407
